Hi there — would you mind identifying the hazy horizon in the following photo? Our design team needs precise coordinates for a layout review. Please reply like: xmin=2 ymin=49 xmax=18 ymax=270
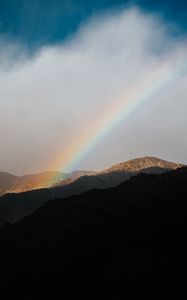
xmin=0 ymin=154 xmax=185 ymax=177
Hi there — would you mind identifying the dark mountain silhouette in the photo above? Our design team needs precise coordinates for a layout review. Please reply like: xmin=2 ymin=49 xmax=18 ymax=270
xmin=0 ymin=157 xmax=183 ymax=227
xmin=0 ymin=166 xmax=186 ymax=283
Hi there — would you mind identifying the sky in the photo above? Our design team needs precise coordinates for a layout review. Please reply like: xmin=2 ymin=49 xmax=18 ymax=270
xmin=0 ymin=0 xmax=187 ymax=175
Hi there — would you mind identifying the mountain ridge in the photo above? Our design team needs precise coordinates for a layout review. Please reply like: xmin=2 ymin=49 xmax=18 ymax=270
xmin=0 ymin=166 xmax=186 ymax=282
xmin=0 ymin=170 xmax=96 ymax=196
xmin=103 ymin=156 xmax=183 ymax=173
xmin=0 ymin=156 xmax=184 ymax=227
xmin=1 ymin=156 xmax=183 ymax=196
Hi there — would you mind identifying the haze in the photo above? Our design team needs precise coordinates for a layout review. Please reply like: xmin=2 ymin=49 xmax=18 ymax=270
xmin=0 ymin=6 xmax=187 ymax=175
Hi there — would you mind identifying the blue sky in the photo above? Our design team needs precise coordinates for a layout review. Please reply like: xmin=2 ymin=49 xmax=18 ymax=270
xmin=0 ymin=0 xmax=187 ymax=49
xmin=1 ymin=1 xmax=187 ymax=174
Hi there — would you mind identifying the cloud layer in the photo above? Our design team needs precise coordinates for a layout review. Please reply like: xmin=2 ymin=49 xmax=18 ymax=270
xmin=0 ymin=7 xmax=187 ymax=174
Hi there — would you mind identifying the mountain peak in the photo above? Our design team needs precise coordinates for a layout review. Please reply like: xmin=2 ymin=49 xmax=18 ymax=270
xmin=105 ymin=156 xmax=184 ymax=173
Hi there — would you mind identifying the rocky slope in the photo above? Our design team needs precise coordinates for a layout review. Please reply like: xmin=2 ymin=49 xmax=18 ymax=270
xmin=103 ymin=156 xmax=183 ymax=173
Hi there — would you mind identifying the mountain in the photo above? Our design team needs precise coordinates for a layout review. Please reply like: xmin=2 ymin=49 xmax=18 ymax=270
xmin=0 ymin=170 xmax=96 ymax=196
xmin=0 ymin=157 xmax=184 ymax=227
xmin=0 ymin=171 xmax=65 ymax=195
xmin=52 ymin=156 xmax=183 ymax=196
xmin=51 ymin=170 xmax=97 ymax=187
xmin=103 ymin=156 xmax=183 ymax=172
xmin=83 ymin=156 xmax=183 ymax=189
xmin=0 ymin=166 xmax=186 ymax=283
xmin=0 ymin=172 xmax=19 ymax=196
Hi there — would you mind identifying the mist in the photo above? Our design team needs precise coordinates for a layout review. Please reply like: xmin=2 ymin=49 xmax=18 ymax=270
xmin=0 ymin=6 xmax=187 ymax=175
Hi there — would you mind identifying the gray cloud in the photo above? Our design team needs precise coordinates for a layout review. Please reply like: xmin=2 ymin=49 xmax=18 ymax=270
xmin=0 ymin=7 xmax=187 ymax=175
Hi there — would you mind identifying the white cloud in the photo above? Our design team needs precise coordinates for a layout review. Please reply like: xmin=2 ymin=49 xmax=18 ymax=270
xmin=0 ymin=7 xmax=187 ymax=174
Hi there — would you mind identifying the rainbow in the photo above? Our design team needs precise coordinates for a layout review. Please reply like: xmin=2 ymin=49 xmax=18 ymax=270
xmin=45 ymin=50 xmax=187 ymax=186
